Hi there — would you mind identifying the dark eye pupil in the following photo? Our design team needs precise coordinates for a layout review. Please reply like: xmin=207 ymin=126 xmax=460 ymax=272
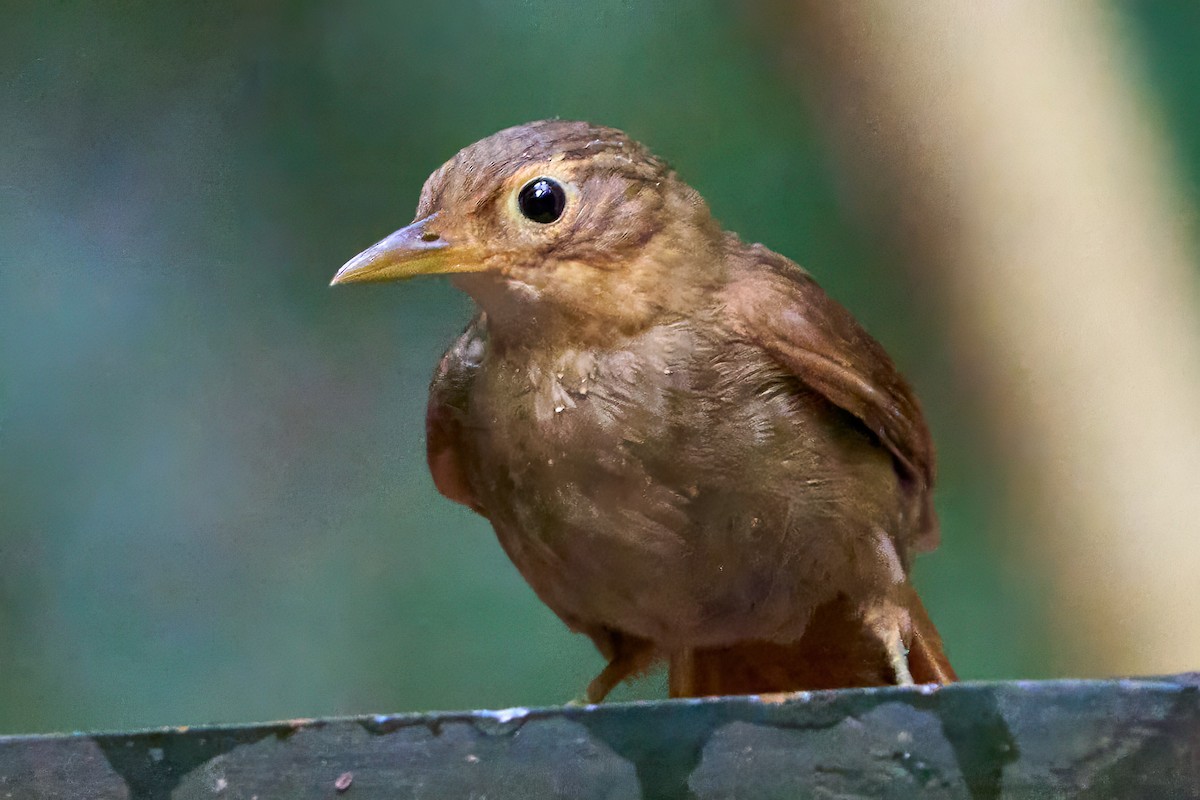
xmin=517 ymin=178 xmax=566 ymax=223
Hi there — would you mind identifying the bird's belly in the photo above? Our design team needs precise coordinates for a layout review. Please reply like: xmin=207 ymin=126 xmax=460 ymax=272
xmin=491 ymin=488 xmax=844 ymax=648
xmin=468 ymin=356 xmax=900 ymax=648
xmin=483 ymin=457 xmax=890 ymax=648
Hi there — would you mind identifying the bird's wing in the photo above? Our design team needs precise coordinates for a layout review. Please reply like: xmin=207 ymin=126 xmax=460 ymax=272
xmin=722 ymin=245 xmax=937 ymax=549
xmin=426 ymin=313 xmax=488 ymax=514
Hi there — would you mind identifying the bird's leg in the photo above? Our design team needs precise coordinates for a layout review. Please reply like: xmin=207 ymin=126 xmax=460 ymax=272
xmin=667 ymin=649 xmax=698 ymax=698
xmin=862 ymin=599 xmax=915 ymax=686
xmin=585 ymin=652 xmax=640 ymax=703
xmin=576 ymin=635 xmax=657 ymax=704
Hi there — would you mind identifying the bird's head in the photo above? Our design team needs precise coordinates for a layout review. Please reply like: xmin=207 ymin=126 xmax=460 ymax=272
xmin=332 ymin=120 xmax=726 ymax=340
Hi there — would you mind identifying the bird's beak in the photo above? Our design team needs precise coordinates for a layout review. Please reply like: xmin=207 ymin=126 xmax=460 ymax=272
xmin=330 ymin=213 xmax=483 ymax=286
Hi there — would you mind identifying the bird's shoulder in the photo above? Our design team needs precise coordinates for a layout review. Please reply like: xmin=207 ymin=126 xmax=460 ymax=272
xmin=426 ymin=314 xmax=488 ymax=512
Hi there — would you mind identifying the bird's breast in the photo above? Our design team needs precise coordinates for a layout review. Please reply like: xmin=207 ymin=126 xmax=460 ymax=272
xmin=460 ymin=321 xmax=901 ymax=646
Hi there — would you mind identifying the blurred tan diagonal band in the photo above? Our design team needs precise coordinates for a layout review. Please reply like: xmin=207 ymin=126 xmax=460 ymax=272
xmin=772 ymin=1 xmax=1200 ymax=674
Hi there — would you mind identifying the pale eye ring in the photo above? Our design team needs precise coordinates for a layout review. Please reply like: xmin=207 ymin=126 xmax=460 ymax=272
xmin=517 ymin=177 xmax=567 ymax=224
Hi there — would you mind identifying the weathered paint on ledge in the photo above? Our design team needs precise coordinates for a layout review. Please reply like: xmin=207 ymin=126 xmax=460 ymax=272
xmin=1 ymin=675 xmax=1197 ymax=799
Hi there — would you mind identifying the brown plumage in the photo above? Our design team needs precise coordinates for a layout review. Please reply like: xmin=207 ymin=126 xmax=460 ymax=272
xmin=333 ymin=119 xmax=956 ymax=700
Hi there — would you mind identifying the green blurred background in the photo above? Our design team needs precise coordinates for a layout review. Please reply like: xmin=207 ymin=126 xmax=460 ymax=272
xmin=1 ymin=1 xmax=1197 ymax=734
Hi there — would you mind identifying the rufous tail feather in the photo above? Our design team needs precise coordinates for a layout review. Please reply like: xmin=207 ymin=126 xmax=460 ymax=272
xmin=673 ymin=589 xmax=956 ymax=698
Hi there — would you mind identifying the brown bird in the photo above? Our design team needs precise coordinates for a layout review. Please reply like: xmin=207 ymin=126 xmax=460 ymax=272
xmin=332 ymin=120 xmax=956 ymax=701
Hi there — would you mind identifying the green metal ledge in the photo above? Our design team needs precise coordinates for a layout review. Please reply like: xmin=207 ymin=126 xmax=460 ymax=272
xmin=2 ymin=675 xmax=1197 ymax=799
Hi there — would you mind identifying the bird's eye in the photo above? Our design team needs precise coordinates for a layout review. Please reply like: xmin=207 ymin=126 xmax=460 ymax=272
xmin=517 ymin=178 xmax=567 ymax=224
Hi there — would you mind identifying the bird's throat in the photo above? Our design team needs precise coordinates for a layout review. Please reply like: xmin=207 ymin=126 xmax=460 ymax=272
xmin=451 ymin=271 xmax=665 ymax=350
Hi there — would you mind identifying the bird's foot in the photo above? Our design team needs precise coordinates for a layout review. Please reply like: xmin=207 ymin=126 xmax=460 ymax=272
xmin=862 ymin=599 xmax=915 ymax=686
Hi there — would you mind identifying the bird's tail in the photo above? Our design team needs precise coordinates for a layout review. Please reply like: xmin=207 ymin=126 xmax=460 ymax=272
xmin=671 ymin=587 xmax=955 ymax=697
